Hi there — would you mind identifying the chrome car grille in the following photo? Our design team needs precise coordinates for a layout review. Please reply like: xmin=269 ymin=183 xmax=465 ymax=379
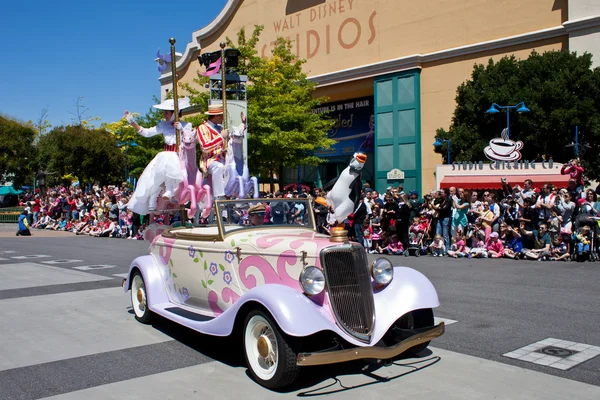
xmin=320 ymin=243 xmax=375 ymax=343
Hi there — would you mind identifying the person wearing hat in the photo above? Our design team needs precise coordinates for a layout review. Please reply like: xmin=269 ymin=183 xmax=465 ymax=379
xmin=247 ymin=204 xmax=266 ymax=226
xmin=16 ymin=209 xmax=31 ymax=236
xmin=197 ymin=103 xmax=229 ymax=199
xmin=486 ymin=231 xmax=504 ymax=258
xmin=123 ymin=97 xmax=192 ymax=214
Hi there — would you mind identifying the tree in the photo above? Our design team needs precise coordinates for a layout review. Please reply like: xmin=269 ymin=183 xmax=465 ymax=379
xmin=68 ymin=96 xmax=101 ymax=128
xmin=102 ymin=96 xmax=169 ymax=180
xmin=25 ymin=106 xmax=52 ymax=140
xmin=183 ymin=26 xmax=335 ymax=190
xmin=36 ymin=125 xmax=124 ymax=186
xmin=247 ymin=37 xmax=335 ymax=188
xmin=0 ymin=114 xmax=36 ymax=187
xmin=436 ymin=51 xmax=600 ymax=179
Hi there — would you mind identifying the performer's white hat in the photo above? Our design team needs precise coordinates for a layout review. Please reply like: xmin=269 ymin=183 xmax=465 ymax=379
xmin=205 ymin=102 xmax=224 ymax=115
xmin=153 ymin=97 xmax=191 ymax=111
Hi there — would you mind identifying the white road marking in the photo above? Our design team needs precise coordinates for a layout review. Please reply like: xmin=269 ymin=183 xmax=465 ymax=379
xmin=504 ymin=338 xmax=600 ymax=370
xmin=11 ymin=255 xmax=51 ymax=259
xmin=40 ymin=259 xmax=84 ymax=264
xmin=435 ymin=317 xmax=458 ymax=326
xmin=73 ymin=265 xmax=117 ymax=271
xmin=112 ymin=273 xmax=128 ymax=278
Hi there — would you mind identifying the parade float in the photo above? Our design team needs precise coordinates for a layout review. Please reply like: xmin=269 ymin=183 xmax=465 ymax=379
xmin=124 ymin=39 xmax=444 ymax=390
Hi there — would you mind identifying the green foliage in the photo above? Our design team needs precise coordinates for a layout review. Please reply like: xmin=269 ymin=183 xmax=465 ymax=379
xmin=182 ymin=26 xmax=334 ymax=189
xmin=0 ymin=114 xmax=36 ymax=187
xmin=436 ymin=50 xmax=600 ymax=179
xmin=36 ymin=125 xmax=125 ymax=186
xmin=246 ymin=36 xmax=335 ymax=184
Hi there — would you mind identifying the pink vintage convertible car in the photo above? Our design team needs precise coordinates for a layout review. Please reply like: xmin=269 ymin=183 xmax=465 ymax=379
xmin=124 ymin=198 xmax=444 ymax=389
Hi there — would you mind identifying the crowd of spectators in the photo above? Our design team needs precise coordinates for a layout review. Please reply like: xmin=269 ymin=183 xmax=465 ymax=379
xmin=345 ymin=176 xmax=600 ymax=262
xmin=14 ymin=169 xmax=600 ymax=263
xmin=18 ymin=183 xmax=148 ymax=239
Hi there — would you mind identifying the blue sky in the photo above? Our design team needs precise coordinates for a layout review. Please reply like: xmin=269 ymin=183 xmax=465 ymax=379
xmin=0 ymin=0 xmax=229 ymax=128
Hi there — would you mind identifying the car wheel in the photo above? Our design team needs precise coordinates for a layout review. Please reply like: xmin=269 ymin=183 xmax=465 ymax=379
xmin=243 ymin=310 xmax=300 ymax=390
xmin=415 ymin=251 xmax=421 ymax=257
xmin=385 ymin=308 xmax=434 ymax=355
xmin=131 ymin=271 xmax=153 ymax=324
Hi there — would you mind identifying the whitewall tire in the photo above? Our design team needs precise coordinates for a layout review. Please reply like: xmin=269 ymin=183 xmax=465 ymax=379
xmin=131 ymin=271 xmax=153 ymax=324
xmin=243 ymin=310 xmax=300 ymax=390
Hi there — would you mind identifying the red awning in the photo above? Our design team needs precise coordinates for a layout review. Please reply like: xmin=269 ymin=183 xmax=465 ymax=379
xmin=440 ymin=174 xmax=570 ymax=190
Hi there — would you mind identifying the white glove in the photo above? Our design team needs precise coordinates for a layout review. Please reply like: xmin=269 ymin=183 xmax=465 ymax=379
xmin=221 ymin=129 xmax=229 ymax=139
xmin=124 ymin=111 xmax=135 ymax=124
xmin=174 ymin=121 xmax=182 ymax=130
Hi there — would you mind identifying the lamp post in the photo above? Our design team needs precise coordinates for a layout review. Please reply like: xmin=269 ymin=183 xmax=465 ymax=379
xmin=433 ymin=138 xmax=451 ymax=164
xmin=485 ymin=102 xmax=530 ymax=140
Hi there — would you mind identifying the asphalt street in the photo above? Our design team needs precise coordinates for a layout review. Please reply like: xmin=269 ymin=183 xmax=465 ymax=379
xmin=1 ymin=224 xmax=599 ymax=399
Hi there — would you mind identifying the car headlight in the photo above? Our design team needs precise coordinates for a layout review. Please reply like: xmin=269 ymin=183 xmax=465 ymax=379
xmin=299 ymin=266 xmax=325 ymax=296
xmin=371 ymin=258 xmax=394 ymax=285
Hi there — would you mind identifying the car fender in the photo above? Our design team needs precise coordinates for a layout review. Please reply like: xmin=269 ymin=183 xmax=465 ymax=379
xmin=205 ymin=284 xmax=346 ymax=339
xmin=123 ymin=255 xmax=170 ymax=306
xmin=370 ymin=266 xmax=440 ymax=343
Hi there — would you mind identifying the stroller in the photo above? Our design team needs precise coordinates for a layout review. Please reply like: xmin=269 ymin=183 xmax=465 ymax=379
xmin=405 ymin=216 xmax=432 ymax=257
xmin=571 ymin=213 xmax=599 ymax=262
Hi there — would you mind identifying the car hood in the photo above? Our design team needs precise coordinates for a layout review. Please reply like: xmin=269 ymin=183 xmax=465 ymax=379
xmin=226 ymin=228 xmax=342 ymax=266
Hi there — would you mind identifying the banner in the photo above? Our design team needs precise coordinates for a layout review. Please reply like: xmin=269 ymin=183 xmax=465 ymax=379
xmin=313 ymin=96 xmax=374 ymax=157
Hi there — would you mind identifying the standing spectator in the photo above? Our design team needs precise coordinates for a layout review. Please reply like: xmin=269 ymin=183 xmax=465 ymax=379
xmin=433 ymin=188 xmax=452 ymax=251
xmin=452 ymin=190 xmax=469 ymax=238
xmin=561 ymin=159 xmax=585 ymax=195
xmin=534 ymin=184 xmax=556 ymax=225
xmin=556 ymin=190 xmax=576 ymax=230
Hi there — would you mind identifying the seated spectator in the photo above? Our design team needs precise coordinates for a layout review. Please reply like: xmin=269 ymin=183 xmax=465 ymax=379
xmin=500 ymin=222 xmax=523 ymax=260
xmin=430 ymin=234 xmax=445 ymax=257
xmin=16 ymin=210 xmax=31 ymax=236
xmin=522 ymin=223 xmax=552 ymax=260
xmin=486 ymin=232 xmax=504 ymax=258
xmin=380 ymin=234 xmax=404 ymax=255
xmin=409 ymin=216 xmax=425 ymax=245
xmin=574 ymin=225 xmax=592 ymax=258
xmin=549 ymin=235 xmax=570 ymax=261
xmin=469 ymin=235 xmax=488 ymax=258
xmin=447 ymin=232 xmax=467 ymax=258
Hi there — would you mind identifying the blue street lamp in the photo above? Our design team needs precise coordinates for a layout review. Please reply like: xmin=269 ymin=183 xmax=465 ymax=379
xmin=433 ymin=138 xmax=451 ymax=164
xmin=485 ymin=102 xmax=530 ymax=140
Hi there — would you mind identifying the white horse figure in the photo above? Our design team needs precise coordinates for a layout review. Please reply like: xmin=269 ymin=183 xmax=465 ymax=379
xmin=154 ymin=127 xmax=212 ymax=222
xmin=223 ymin=114 xmax=259 ymax=199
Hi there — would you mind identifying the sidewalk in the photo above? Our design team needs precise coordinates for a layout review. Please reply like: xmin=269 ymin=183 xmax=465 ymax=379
xmin=0 ymin=223 xmax=74 ymax=238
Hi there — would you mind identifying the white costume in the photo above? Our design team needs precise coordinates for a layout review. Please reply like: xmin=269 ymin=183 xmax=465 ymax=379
xmin=125 ymin=98 xmax=191 ymax=215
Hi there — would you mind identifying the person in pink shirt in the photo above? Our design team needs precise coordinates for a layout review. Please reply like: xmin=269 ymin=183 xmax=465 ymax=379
xmin=447 ymin=232 xmax=467 ymax=258
xmin=381 ymin=234 xmax=404 ymax=255
xmin=561 ymin=158 xmax=585 ymax=194
xmin=486 ymin=231 xmax=504 ymax=258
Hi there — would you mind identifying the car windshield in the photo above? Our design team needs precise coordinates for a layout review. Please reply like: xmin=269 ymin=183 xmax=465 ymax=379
xmin=216 ymin=198 xmax=316 ymax=235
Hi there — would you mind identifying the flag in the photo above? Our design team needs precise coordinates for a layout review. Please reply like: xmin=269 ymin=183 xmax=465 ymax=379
xmin=156 ymin=49 xmax=173 ymax=73
xmin=201 ymin=57 xmax=221 ymax=76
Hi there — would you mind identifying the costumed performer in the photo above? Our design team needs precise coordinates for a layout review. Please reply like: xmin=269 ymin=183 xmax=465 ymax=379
xmin=123 ymin=97 xmax=192 ymax=214
xmin=197 ymin=103 xmax=229 ymax=199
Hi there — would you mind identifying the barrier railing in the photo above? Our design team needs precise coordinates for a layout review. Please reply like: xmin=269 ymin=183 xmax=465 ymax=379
xmin=0 ymin=207 xmax=25 ymax=223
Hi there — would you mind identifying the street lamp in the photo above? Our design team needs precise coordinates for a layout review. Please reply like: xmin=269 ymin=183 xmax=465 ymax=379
xmin=433 ymin=138 xmax=451 ymax=164
xmin=485 ymin=102 xmax=530 ymax=140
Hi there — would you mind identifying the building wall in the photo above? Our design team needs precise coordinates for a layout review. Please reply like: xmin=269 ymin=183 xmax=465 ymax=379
xmin=420 ymin=37 xmax=566 ymax=192
xmin=568 ymin=0 xmax=600 ymax=68
xmin=163 ymin=0 xmax=600 ymax=194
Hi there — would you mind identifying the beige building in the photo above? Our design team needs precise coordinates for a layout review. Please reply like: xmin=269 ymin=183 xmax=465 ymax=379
xmin=160 ymin=0 xmax=600 ymax=194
